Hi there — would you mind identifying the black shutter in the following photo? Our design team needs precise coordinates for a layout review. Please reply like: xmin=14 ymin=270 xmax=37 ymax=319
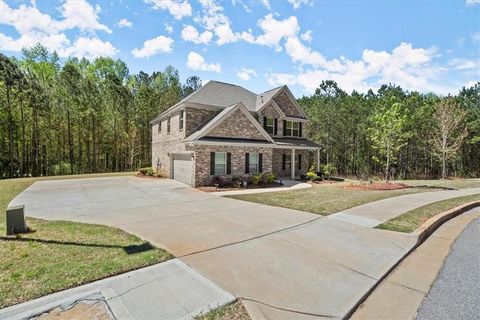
xmin=263 ymin=116 xmax=267 ymax=130
xmin=282 ymin=153 xmax=286 ymax=170
xmin=298 ymin=154 xmax=302 ymax=170
xmin=299 ymin=122 xmax=302 ymax=137
xmin=210 ymin=152 xmax=215 ymax=175
xmin=245 ymin=153 xmax=250 ymax=173
xmin=274 ymin=118 xmax=278 ymax=135
xmin=227 ymin=152 xmax=232 ymax=174
xmin=283 ymin=120 xmax=287 ymax=136
xmin=259 ymin=153 xmax=263 ymax=173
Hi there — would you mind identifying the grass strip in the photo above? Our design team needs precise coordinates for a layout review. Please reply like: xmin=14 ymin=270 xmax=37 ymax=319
xmin=376 ymin=193 xmax=480 ymax=233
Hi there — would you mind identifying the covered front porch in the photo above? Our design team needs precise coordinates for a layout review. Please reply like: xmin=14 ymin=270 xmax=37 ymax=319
xmin=272 ymin=138 xmax=322 ymax=180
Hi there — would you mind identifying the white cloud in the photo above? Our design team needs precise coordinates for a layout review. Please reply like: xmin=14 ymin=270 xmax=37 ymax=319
xmin=196 ymin=0 xmax=240 ymax=45
xmin=261 ymin=0 xmax=271 ymax=9
xmin=268 ymin=42 xmax=456 ymax=95
xmin=186 ymin=51 xmax=221 ymax=72
xmin=466 ymin=0 xmax=480 ymax=6
xmin=181 ymin=25 xmax=213 ymax=44
xmin=449 ymin=58 xmax=480 ymax=70
xmin=236 ymin=67 xmax=257 ymax=80
xmin=58 ymin=0 xmax=112 ymax=33
xmin=165 ymin=23 xmax=173 ymax=34
xmin=63 ymin=37 xmax=118 ymax=59
xmin=254 ymin=14 xmax=299 ymax=50
xmin=144 ymin=0 xmax=192 ymax=19
xmin=287 ymin=0 xmax=313 ymax=9
xmin=301 ymin=30 xmax=313 ymax=42
xmin=0 ymin=0 xmax=116 ymax=59
xmin=131 ymin=35 xmax=174 ymax=58
xmin=117 ymin=18 xmax=132 ymax=28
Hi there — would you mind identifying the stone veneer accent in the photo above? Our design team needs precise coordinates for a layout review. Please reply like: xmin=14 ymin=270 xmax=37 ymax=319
xmin=151 ymin=111 xmax=186 ymax=176
xmin=272 ymin=148 xmax=312 ymax=178
xmin=185 ymin=107 xmax=219 ymax=137
xmin=273 ymin=90 xmax=306 ymax=119
xmin=191 ymin=145 xmax=273 ymax=187
xmin=207 ymin=109 xmax=268 ymax=141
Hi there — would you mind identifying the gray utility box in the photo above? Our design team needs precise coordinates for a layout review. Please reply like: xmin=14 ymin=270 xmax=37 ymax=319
xmin=6 ymin=205 xmax=28 ymax=235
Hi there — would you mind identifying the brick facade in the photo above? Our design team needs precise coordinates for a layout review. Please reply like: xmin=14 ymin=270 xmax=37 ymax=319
xmin=273 ymin=91 xmax=306 ymax=119
xmin=207 ymin=109 xmax=268 ymax=141
xmin=151 ymin=111 xmax=185 ymax=175
xmin=272 ymin=148 xmax=312 ymax=178
xmin=185 ymin=107 xmax=219 ymax=137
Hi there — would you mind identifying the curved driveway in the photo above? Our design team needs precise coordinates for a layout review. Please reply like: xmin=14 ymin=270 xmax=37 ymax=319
xmin=9 ymin=176 xmax=480 ymax=319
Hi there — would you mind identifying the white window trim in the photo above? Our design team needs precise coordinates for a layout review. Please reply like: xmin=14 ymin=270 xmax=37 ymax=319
xmin=249 ymin=153 xmax=259 ymax=173
xmin=285 ymin=120 xmax=300 ymax=137
xmin=214 ymin=152 xmax=227 ymax=175
xmin=265 ymin=117 xmax=275 ymax=134
xmin=179 ymin=110 xmax=184 ymax=131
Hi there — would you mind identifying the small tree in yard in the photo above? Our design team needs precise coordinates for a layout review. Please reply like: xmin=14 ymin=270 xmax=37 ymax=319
xmin=431 ymin=99 xmax=467 ymax=179
xmin=368 ymin=102 xmax=409 ymax=182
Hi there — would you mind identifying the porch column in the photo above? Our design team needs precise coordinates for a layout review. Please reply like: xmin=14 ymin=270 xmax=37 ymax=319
xmin=291 ymin=148 xmax=295 ymax=180
xmin=317 ymin=148 xmax=320 ymax=172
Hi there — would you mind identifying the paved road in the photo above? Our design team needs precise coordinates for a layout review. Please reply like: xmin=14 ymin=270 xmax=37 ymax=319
xmin=416 ymin=218 xmax=480 ymax=320
xmin=8 ymin=177 xmax=479 ymax=319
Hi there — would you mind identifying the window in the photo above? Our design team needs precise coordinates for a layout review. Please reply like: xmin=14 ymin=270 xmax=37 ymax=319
xmin=179 ymin=110 xmax=184 ymax=131
xmin=285 ymin=121 xmax=300 ymax=137
xmin=284 ymin=154 xmax=300 ymax=170
xmin=249 ymin=153 xmax=259 ymax=173
xmin=214 ymin=152 xmax=226 ymax=175
xmin=167 ymin=117 xmax=171 ymax=134
xmin=265 ymin=117 xmax=275 ymax=134
xmin=157 ymin=122 xmax=161 ymax=133
xmin=285 ymin=155 xmax=292 ymax=170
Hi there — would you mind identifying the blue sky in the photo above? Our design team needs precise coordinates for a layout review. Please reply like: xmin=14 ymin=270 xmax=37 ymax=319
xmin=1 ymin=0 xmax=479 ymax=96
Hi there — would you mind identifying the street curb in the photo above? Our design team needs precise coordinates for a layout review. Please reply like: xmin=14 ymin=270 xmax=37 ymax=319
xmin=345 ymin=200 xmax=480 ymax=320
xmin=413 ymin=200 xmax=480 ymax=243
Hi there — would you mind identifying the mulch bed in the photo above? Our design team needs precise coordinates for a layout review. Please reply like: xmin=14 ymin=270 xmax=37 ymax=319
xmin=135 ymin=173 xmax=165 ymax=179
xmin=198 ymin=182 xmax=283 ymax=193
xmin=344 ymin=182 xmax=411 ymax=190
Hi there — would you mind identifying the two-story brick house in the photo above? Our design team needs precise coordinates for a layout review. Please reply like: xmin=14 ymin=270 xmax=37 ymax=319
xmin=151 ymin=81 xmax=321 ymax=187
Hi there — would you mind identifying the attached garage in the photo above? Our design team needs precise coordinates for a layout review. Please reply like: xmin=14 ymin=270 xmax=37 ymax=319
xmin=171 ymin=153 xmax=193 ymax=185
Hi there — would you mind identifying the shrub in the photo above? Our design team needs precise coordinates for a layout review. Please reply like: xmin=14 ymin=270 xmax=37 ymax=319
xmin=211 ymin=175 xmax=224 ymax=187
xmin=306 ymin=171 xmax=318 ymax=181
xmin=323 ymin=163 xmax=337 ymax=180
xmin=139 ymin=167 xmax=150 ymax=175
xmin=147 ymin=168 xmax=154 ymax=176
xmin=263 ymin=172 xmax=276 ymax=184
xmin=52 ymin=162 xmax=73 ymax=176
xmin=250 ymin=173 xmax=262 ymax=185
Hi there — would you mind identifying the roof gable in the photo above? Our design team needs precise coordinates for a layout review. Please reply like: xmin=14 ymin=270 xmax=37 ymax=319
xmin=272 ymin=86 xmax=308 ymax=119
xmin=184 ymin=102 xmax=274 ymax=143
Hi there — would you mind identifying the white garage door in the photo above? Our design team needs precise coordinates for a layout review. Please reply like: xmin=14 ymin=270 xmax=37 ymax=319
xmin=172 ymin=153 xmax=192 ymax=185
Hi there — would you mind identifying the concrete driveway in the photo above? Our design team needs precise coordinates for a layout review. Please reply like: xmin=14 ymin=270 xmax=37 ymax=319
xmin=10 ymin=176 xmax=418 ymax=319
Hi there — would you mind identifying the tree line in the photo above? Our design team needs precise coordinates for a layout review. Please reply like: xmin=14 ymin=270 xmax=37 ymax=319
xmin=1 ymin=45 xmax=479 ymax=180
xmin=0 ymin=44 xmax=201 ymax=178
xmin=300 ymin=80 xmax=479 ymax=180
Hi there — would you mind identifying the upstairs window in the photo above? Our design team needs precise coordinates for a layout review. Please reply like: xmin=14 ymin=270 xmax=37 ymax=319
xmin=284 ymin=120 xmax=301 ymax=137
xmin=157 ymin=121 xmax=161 ymax=133
xmin=265 ymin=117 xmax=275 ymax=134
xmin=167 ymin=117 xmax=171 ymax=134
xmin=179 ymin=110 xmax=184 ymax=131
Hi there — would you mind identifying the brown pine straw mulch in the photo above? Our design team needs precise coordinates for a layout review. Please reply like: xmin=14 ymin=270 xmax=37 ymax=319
xmin=344 ymin=182 xmax=411 ymax=191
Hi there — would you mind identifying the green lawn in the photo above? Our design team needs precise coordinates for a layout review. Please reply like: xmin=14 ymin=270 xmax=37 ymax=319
xmin=377 ymin=193 xmax=480 ymax=233
xmin=0 ymin=173 xmax=173 ymax=309
xmin=196 ymin=300 xmax=250 ymax=320
xmin=229 ymin=179 xmax=479 ymax=216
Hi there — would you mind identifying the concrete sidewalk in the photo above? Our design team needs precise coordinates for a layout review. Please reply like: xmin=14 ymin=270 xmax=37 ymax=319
xmin=0 ymin=259 xmax=235 ymax=320
xmin=351 ymin=207 xmax=480 ymax=320
xmin=329 ymin=187 xmax=480 ymax=227
xmin=212 ymin=180 xmax=311 ymax=196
